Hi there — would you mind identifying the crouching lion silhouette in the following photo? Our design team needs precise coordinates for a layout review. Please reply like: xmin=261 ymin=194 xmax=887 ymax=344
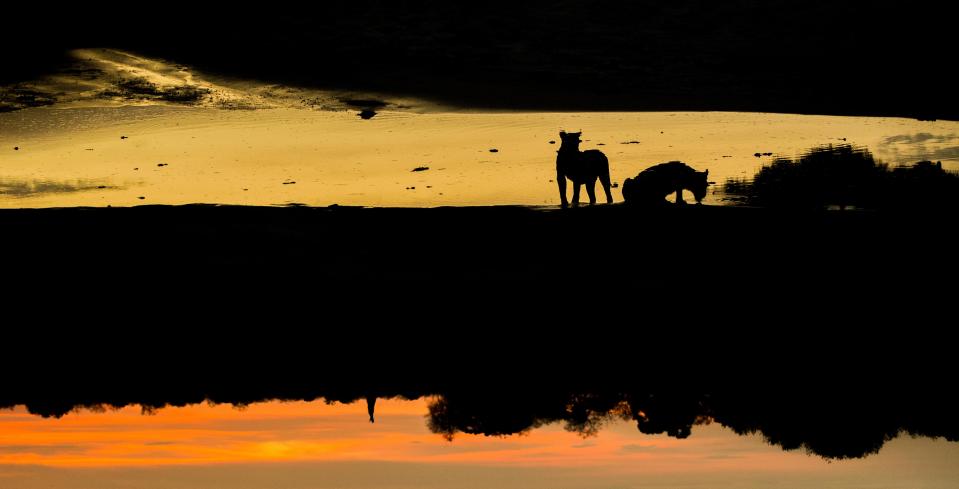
xmin=622 ymin=161 xmax=709 ymax=205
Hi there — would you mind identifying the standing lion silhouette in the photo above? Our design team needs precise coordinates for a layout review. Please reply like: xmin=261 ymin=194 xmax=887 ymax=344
xmin=556 ymin=131 xmax=614 ymax=208
xmin=622 ymin=161 xmax=709 ymax=205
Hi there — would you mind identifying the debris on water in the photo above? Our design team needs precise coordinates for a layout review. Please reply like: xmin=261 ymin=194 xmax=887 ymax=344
xmin=341 ymin=98 xmax=386 ymax=120
xmin=13 ymin=146 xmax=18 ymax=151
xmin=612 ymin=182 xmax=619 ymax=188
xmin=722 ymin=155 xmax=732 ymax=158
xmin=120 ymin=136 xmax=128 ymax=139
xmin=411 ymin=166 xmax=430 ymax=172
xmin=754 ymin=153 xmax=762 ymax=157
xmin=97 ymin=185 xmax=107 ymax=189
xmin=597 ymin=143 xmax=606 ymax=146
xmin=426 ymin=185 xmax=432 ymax=188
xmin=762 ymin=152 xmax=773 ymax=156
xmin=242 ymin=188 xmax=248 ymax=191
xmin=133 ymin=167 xmax=139 ymax=170
xmin=406 ymin=186 xmax=416 ymax=190
xmin=282 ymin=181 xmax=296 ymax=185
xmin=137 ymin=196 xmax=145 ymax=200
xmin=549 ymin=140 xmax=556 ymax=144
xmin=489 ymin=149 xmax=499 ymax=153
xmin=342 ymin=98 xmax=388 ymax=109
xmin=85 ymin=148 xmax=94 ymax=151
xmin=621 ymin=140 xmax=640 ymax=144
xmin=157 ymin=163 xmax=168 ymax=167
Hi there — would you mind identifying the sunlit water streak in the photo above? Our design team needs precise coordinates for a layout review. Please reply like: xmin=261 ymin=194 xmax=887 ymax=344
xmin=3 ymin=106 xmax=956 ymax=208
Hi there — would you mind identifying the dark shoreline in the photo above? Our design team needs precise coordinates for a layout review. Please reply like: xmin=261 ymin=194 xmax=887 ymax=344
xmin=2 ymin=203 xmax=954 ymax=308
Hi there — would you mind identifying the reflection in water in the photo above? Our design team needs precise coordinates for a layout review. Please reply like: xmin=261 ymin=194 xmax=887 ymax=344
xmin=723 ymin=145 xmax=959 ymax=209
xmin=878 ymin=133 xmax=959 ymax=164
xmin=2 ymin=91 xmax=957 ymax=208
xmin=0 ymin=177 xmax=118 ymax=197
xmin=0 ymin=49 xmax=388 ymax=113
xmin=4 ymin=384 xmax=957 ymax=460
xmin=1 ymin=395 xmax=958 ymax=489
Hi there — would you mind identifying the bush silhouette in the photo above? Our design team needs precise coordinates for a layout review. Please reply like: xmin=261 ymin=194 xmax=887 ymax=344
xmin=724 ymin=145 xmax=959 ymax=209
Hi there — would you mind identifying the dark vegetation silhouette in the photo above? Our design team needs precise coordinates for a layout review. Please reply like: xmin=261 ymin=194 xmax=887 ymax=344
xmin=556 ymin=131 xmax=614 ymax=208
xmin=427 ymin=389 xmax=959 ymax=459
xmin=622 ymin=161 xmax=709 ymax=205
xmin=724 ymin=145 xmax=959 ymax=209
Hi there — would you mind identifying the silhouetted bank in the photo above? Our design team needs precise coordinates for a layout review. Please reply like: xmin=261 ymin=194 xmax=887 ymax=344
xmin=2 ymin=203 xmax=955 ymax=383
xmin=4 ymin=204 xmax=955 ymax=460
xmin=3 ymin=1 xmax=958 ymax=119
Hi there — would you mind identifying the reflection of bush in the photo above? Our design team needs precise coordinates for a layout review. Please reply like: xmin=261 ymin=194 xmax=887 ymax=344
xmin=723 ymin=145 xmax=959 ymax=209
xmin=102 ymin=76 xmax=210 ymax=104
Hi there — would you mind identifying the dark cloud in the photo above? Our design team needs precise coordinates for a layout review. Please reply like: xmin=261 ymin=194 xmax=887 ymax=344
xmin=619 ymin=443 xmax=659 ymax=453
xmin=0 ymin=445 xmax=82 ymax=455
xmin=704 ymin=453 xmax=744 ymax=460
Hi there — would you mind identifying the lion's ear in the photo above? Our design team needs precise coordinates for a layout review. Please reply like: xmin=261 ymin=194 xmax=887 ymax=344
xmin=704 ymin=169 xmax=709 ymax=177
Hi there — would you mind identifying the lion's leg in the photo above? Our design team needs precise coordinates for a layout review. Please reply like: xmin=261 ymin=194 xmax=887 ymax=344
xmin=586 ymin=179 xmax=597 ymax=205
xmin=571 ymin=183 xmax=582 ymax=207
xmin=599 ymin=171 xmax=613 ymax=203
xmin=557 ymin=172 xmax=568 ymax=208
xmin=675 ymin=188 xmax=686 ymax=205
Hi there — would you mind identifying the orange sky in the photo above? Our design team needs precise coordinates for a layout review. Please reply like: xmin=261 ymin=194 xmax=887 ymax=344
xmin=2 ymin=399 xmax=958 ymax=489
